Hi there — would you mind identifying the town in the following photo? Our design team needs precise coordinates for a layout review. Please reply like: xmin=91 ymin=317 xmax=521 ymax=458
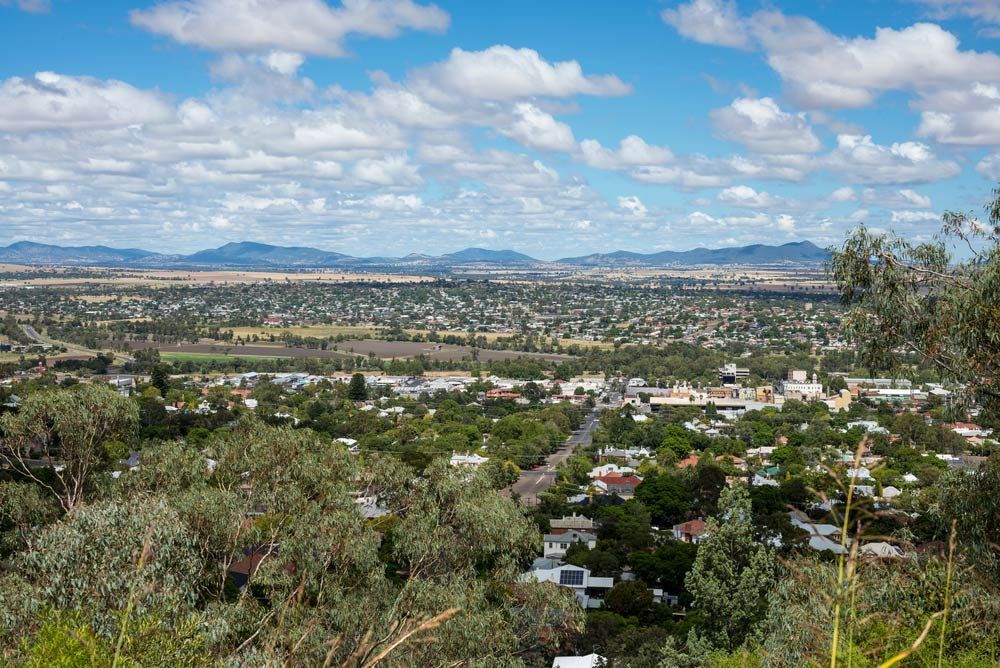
xmin=0 ymin=262 xmax=995 ymax=667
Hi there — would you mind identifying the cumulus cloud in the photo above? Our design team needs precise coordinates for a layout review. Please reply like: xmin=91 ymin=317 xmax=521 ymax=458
xmin=579 ymin=135 xmax=673 ymax=169
xmin=823 ymin=134 xmax=961 ymax=184
xmin=617 ymin=195 xmax=647 ymax=216
xmin=664 ymin=2 xmax=1000 ymax=109
xmin=411 ymin=45 xmax=630 ymax=101
xmin=915 ymin=82 xmax=1000 ymax=146
xmin=717 ymin=185 xmax=776 ymax=207
xmin=710 ymin=97 xmax=821 ymax=154
xmin=891 ymin=209 xmax=940 ymax=223
xmin=756 ymin=17 xmax=1000 ymax=108
xmin=829 ymin=186 xmax=857 ymax=202
xmin=661 ymin=0 xmax=750 ymax=49
xmin=0 ymin=72 xmax=173 ymax=131
xmin=130 ymin=0 xmax=449 ymax=57
xmin=896 ymin=188 xmax=933 ymax=208
xmin=500 ymin=103 xmax=576 ymax=152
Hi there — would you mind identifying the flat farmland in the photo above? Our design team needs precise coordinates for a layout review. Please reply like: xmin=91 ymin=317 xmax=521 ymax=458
xmin=129 ymin=339 xmax=572 ymax=362
xmin=330 ymin=339 xmax=572 ymax=361
xmin=233 ymin=325 xmax=613 ymax=350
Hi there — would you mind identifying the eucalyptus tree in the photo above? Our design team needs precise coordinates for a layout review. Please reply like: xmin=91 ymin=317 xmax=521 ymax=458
xmin=0 ymin=384 xmax=138 ymax=512
xmin=830 ymin=188 xmax=1000 ymax=411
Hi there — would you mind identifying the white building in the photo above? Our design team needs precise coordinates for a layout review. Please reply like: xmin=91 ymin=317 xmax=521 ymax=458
xmin=521 ymin=563 xmax=614 ymax=609
xmin=781 ymin=372 xmax=823 ymax=400
xmin=847 ymin=420 xmax=889 ymax=434
xmin=449 ymin=452 xmax=489 ymax=468
xmin=543 ymin=530 xmax=597 ymax=558
xmin=552 ymin=654 xmax=605 ymax=668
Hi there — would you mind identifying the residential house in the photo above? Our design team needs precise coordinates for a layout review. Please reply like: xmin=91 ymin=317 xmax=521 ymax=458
xmin=549 ymin=513 xmax=595 ymax=535
xmin=588 ymin=463 xmax=636 ymax=479
xmin=449 ymin=452 xmax=489 ymax=468
xmin=672 ymin=519 xmax=708 ymax=544
xmin=520 ymin=562 xmax=614 ymax=608
xmin=543 ymin=530 xmax=597 ymax=558
xmin=552 ymin=654 xmax=605 ymax=668
xmin=789 ymin=512 xmax=848 ymax=554
xmin=593 ymin=474 xmax=642 ymax=497
xmin=861 ymin=542 xmax=905 ymax=559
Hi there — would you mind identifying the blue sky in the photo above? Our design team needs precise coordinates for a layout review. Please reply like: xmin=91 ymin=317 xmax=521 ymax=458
xmin=2 ymin=0 xmax=1000 ymax=259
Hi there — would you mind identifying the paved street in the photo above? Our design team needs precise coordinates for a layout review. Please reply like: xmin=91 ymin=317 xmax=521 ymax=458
xmin=505 ymin=408 xmax=600 ymax=504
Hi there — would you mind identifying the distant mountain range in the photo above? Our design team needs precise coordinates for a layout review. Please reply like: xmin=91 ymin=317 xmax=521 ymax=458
xmin=0 ymin=240 xmax=831 ymax=269
xmin=559 ymin=241 xmax=830 ymax=266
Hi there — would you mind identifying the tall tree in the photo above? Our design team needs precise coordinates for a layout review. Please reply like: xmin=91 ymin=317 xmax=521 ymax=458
xmin=830 ymin=189 xmax=1000 ymax=411
xmin=684 ymin=485 xmax=777 ymax=651
xmin=348 ymin=372 xmax=368 ymax=401
xmin=0 ymin=385 xmax=138 ymax=512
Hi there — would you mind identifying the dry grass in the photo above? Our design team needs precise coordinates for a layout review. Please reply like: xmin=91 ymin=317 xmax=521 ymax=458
xmin=0 ymin=268 xmax=435 ymax=288
xmin=229 ymin=325 xmax=380 ymax=339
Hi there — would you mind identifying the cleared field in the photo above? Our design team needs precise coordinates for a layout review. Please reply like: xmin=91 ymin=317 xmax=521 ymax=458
xmin=131 ymin=339 xmax=572 ymax=363
xmin=160 ymin=351 xmax=289 ymax=363
xmin=329 ymin=339 xmax=571 ymax=362
xmin=229 ymin=325 xmax=380 ymax=339
xmin=132 ymin=342 xmax=353 ymax=360
xmin=231 ymin=325 xmax=613 ymax=350
xmin=0 ymin=267 xmax=435 ymax=288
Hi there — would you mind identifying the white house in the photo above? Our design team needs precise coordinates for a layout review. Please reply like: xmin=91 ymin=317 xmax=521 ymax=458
xmin=552 ymin=654 xmax=605 ymax=668
xmin=847 ymin=466 xmax=873 ymax=480
xmin=588 ymin=463 xmax=636 ymax=479
xmin=847 ymin=420 xmax=889 ymax=434
xmin=862 ymin=541 xmax=905 ymax=558
xmin=449 ymin=452 xmax=489 ymax=468
xmin=521 ymin=563 xmax=614 ymax=608
xmin=543 ymin=530 xmax=598 ymax=558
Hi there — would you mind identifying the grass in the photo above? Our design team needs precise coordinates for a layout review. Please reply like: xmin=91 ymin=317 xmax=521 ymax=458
xmin=228 ymin=325 xmax=380 ymax=339
xmin=826 ymin=441 xmax=959 ymax=668
xmin=228 ymin=325 xmax=615 ymax=350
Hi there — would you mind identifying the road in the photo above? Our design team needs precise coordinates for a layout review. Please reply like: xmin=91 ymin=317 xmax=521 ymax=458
xmin=21 ymin=324 xmax=134 ymax=363
xmin=505 ymin=408 xmax=600 ymax=505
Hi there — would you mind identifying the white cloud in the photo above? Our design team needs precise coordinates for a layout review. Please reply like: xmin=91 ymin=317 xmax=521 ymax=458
xmin=896 ymin=188 xmax=933 ymax=208
xmin=760 ymin=15 xmax=1000 ymax=109
xmin=823 ymin=134 xmax=960 ymax=184
xmin=829 ymin=186 xmax=857 ymax=202
xmin=579 ymin=135 xmax=673 ymax=169
xmin=914 ymin=0 xmax=1000 ymax=24
xmin=975 ymin=153 xmax=1000 ymax=179
xmin=776 ymin=214 xmax=796 ymax=232
xmin=717 ymin=185 xmax=775 ymax=207
xmin=130 ymin=0 xmax=449 ymax=57
xmin=665 ymin=4 xmax=1000 ymax=109
xmin=915 ymin=83 xmax=1000 ymax=146
xmin=500 ymin=103 xmax=576 ymax=152
xmin=412 ymin=45 xmax=630 ymax=101
xmin=661 ymin=0 xmax=750 ymax=49
xmin=0 ymin=72 xmax=173 ymax=131
xmin=617 ymin=195 xmax=648 ymax=216
xmin=351 ymin=154 xmax=421 ymax=186
xmin=368 ymin=193 xmax=423 ymax=210
xmin=710 ymin=97 xmax=821 ymax=154
xmin=891 ymin=210 xmax=940 ymax=223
